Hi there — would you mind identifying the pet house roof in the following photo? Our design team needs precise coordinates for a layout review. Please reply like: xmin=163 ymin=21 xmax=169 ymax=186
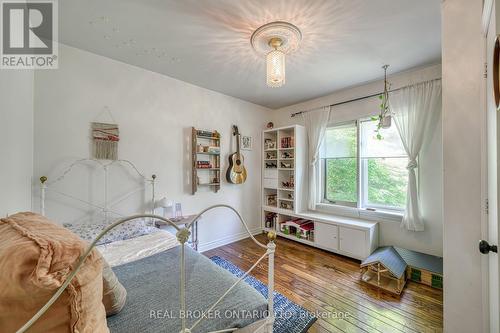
xmin=361 ymin=246 xmax=407 ymax=279
xmin=394 ymin=247 xmax=443 ymax=275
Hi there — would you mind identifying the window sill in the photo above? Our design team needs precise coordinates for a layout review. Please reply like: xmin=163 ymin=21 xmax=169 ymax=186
xmin=315 ymin=203 xmax=403 ymax=224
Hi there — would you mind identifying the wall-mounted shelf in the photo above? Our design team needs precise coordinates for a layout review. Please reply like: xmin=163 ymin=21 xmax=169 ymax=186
xmin=192 ymin=127 xmax=221 ymax=194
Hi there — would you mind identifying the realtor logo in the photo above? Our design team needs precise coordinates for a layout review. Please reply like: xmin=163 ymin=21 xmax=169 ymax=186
xmin=1 ymin=0 xmax=58 ymax=69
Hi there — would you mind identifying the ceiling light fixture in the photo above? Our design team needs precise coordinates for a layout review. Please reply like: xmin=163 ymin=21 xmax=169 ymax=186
xmin=251 ymin=21 xmax=301 ymax=88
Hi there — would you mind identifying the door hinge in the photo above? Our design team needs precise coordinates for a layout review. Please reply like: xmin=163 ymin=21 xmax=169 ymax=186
xmin=484 ymin=62 xmax=488 ymax=78
xmin=486 ymin=198 xmax=489 ymax=215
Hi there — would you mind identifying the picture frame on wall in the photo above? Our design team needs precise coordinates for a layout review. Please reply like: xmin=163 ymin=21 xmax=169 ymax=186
xmin=241 ymin=135 xmax=252 ymax=150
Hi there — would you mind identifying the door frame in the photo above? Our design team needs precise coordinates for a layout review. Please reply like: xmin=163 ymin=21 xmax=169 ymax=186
xmin=481 ymin=1 xmax=499 ymax=332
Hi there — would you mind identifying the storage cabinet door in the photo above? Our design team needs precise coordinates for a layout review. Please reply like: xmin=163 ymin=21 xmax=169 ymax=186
xmin=315 ymin=222 xmax=338 ymax=251
xmin=339 ymin=227 xmax=366 ymax=259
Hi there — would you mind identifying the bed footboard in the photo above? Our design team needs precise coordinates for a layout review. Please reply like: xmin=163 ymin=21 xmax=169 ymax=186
xmin=16 ymin=205 xmax=276 ymax=333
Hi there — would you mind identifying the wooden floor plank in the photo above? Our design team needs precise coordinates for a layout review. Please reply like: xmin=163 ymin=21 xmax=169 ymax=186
xmin=204 ymin=234 xmax=443 ymax=333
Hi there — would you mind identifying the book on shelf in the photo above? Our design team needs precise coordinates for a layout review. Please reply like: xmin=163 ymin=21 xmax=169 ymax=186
xmin=197 ymin=130 xmax=220 ymax=139
xmin=280 ymin=136 xmax=294 ymax=149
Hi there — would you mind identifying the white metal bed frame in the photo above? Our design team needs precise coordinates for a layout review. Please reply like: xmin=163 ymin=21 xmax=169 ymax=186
xmin=19 ymin=159 xmax=276 ymax=333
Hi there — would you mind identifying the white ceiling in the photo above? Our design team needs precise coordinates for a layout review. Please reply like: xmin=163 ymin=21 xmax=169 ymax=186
xmin=59 ymin=0 xmax=441 ymax=109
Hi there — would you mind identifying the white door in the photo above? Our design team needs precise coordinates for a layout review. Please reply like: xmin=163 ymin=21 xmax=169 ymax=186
xmin=485 ymin=5 xmax=500 ymax=331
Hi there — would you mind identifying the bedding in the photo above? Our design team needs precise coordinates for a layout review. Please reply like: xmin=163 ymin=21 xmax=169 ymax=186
xmin=106 ymin=246 xmax=268 ymax=333
xmin=102 ymin=259 xmax=127 ymax=316
xmin=97 ymin=230 xmax=178 ymax=267
xmin=64 ymin=219 xmax=157 ymax=245
xmin=0 ymin=212 xmax=108 ymax=333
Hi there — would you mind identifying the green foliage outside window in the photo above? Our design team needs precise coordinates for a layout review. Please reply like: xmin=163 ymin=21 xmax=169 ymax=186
xmin=326 ymin=159 xmax=357 ymax=203
xmin=324 ymin=120 xmax=407 ymax=209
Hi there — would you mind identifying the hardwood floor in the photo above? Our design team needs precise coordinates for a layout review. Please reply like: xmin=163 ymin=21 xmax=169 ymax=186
xmin=204 ymin=234 xmax=443 ymax=333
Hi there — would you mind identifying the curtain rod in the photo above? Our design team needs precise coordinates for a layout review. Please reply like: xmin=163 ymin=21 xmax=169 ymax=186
xmin=290 ymin=78 xmax=441 ymax=118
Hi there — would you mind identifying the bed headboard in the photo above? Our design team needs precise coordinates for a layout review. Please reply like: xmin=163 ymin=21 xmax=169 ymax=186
xmin=38 ymin=159 xmax=157 ymax=225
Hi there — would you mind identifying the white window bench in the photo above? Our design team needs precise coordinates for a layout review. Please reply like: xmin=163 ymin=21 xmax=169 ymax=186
xmin=263 ymin=207 xmax=379 ymax=260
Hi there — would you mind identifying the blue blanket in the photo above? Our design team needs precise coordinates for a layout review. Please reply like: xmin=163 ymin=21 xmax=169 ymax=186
xmin=107 ymin=246 xmax=268 ymax=332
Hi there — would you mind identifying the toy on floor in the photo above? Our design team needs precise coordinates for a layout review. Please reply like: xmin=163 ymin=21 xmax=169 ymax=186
xmin=360 ymin=246 xmax=443 ymax=295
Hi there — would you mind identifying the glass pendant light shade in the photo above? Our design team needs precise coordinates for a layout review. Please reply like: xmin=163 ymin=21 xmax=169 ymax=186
xmin=250 ymin=22 xmax=301 ymax=88
xmin=266 ymin=49 xmax=285 ymax=88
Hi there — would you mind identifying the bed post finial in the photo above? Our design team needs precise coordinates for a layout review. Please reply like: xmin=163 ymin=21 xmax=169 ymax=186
xmin=176 ymin=227 xmax=191 ymax=244
xmin=267 ymin=230 xmax=277 ymax=242
xmin=40 ymin=176 xmax=48 ymax=216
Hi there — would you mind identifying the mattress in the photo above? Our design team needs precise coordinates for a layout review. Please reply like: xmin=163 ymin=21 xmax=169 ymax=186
xmin=105 ymin=238 xmax=268 ymax=332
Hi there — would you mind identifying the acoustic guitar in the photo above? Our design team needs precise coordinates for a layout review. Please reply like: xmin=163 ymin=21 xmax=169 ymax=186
xmin=226 ymin=125 xmax=247 ymax=184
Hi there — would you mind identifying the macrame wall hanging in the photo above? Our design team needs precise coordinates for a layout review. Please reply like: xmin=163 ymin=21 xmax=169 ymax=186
xmin=91 ymin=106 xmax=119 ymax=160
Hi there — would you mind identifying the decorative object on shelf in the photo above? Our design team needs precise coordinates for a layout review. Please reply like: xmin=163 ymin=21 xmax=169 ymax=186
xmin=192 ymin=127 xmax=221 ymax=194
xmin=373 ymin=64 xmax=392 ymax=140
xmin=240 ymin=135 xmax=252 ymax=150
xmin=279 ymin=218 xmax=314 ymax=241
xmin=226 ymin=125 xmax=247 ymax=184
xmin=264 ymin=138 xmax=276 ymax=150
xmin=280 ymin=161 xmax=293 ymax=169
xmin=91 ymin=122 xmax=120 ymax=160
xmin=266 ymin=122 xmax=274 ymax=129
xmin=266 ymin=194 xmax=277 ymax=207
xmin=250 ymin=21 xmax=302 ymax=88
xmin=265 ymin=161 xmax=277 ymax=169
xmin=265 ymin=212 xmax=277 ymax=229
xmin=280 ymin=201 xmax=294 ymax=210
xmin=265 ymin=151 xmax=277 ymax=159
xmin=281 ymin=174 xmax=295 ymax=189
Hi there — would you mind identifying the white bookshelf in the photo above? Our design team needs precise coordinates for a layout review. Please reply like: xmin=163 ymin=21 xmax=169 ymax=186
xmin=261 ymin=125 xmax=378 ymax=260
xmin=261 ymin=125 xmax=307 ymax=215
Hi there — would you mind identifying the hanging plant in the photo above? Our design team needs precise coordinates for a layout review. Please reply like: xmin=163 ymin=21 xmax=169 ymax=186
xmin=372 ymin=65 xmax=391 ymax=140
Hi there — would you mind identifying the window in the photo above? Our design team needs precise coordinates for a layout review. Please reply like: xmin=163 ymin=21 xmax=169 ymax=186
xmin=322 ymin=122 xmax=358 ymax=207
xmin=320 ymin=119 xmax=408 ymax=212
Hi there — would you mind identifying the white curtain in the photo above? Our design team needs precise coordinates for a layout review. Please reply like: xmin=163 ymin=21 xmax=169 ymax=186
xmin=390 ymin=79 xmax=442 ymax=231
xmin=302 ymin=106 xmax=331 ymax=210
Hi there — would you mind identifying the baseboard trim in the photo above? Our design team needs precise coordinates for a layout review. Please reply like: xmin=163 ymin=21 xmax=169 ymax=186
xmin=199 ymin=228 xmax=263 ymax=253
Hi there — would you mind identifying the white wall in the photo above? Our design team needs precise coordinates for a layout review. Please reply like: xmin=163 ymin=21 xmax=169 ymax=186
xmin=442 ymin=0 xmax=485 ymax=332
xmin=0 ymin=70 xmax=34 ymax=217
xmin=269 ymin=64 xmax=444 ymax=257
xmin=33 ymin=44 xmax=270 ymax=252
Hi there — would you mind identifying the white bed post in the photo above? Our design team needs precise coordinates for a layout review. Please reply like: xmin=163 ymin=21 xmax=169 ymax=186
xmin=176 ymin=227 xmax=191 ymax=333
xmin=151 ymin=174 xmax=156 ymax=226
xmin=40 ymin=176 xmax=47 ymax=216
xmin=266 ymin=231 xmax=276 ymax=333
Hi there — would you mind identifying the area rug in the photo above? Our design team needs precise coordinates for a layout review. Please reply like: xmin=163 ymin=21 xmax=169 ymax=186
xmin=210 ymin=256 xmax=316 ymax=333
